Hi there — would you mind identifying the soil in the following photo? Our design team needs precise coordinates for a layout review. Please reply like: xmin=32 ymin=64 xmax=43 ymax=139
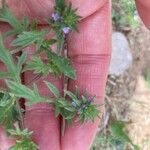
xmin=96 ymin=21 xmax=150 ymax=150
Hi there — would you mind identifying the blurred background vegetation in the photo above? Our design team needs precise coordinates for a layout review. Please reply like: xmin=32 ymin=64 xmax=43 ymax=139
xmin=91 ymin=0 xmax=150 ymax=150
xmin=112 ymin=0 xmax=138 ymax=30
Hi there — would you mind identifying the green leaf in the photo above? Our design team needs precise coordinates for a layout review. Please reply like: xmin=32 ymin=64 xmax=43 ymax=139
xmin=8 ymin=127 xmax=38 ymax=150
xmin=0 ymin=92 xmax=19 ymax=129
xmin=0 ymin=5 xmax=21 ymax=29
xmin=0 ymin=5 xmax=29 ymax=36
xmin=6 ymin=80 xmax=46 ymax=105
xmin=10 ymin=140 xmax=38 ymax=150
xmin=23 ymin=52 xmax=75 ymax=79
xmin=54 ymin=98 xmax=76 ymax=120
xmin=49 ymin=0 xmax=81 ymax=53
xmin=23 ymin=57 xmax=49 ymax=75
xmin=42 ymin=39 xmax=57 ymax=47
xmin=54 ymin=0 xmax=81 ymax=30
xmin=64 ymin=90 xmax=77 ymax=100
xmin=38 ymin=39 xmax=57 ymax=53
xmin=40 ymin=49 xmax=76 ymax=79
xmin=0 ymin=36 xmax=16 ymax=72
xmin=44 ymin=81 xmax=60 ymax=98
xmin=111 ymin=121 xmax=130 ymax=143
xmin=76 ymin=103 xmax=100 ymax=123
xmin=0 ymin=72 xmax=12 ymax=79
xmin=46 ymin=51 xmax=76 ymax=79
xmin=110 ymin=121 xmax=139 ymax=150
xmin=146 ymin=71 xmax=150 ymax=89
xmin=30 ymin=19 xmax=38 ymax=31
xmin=55 ymin=0 xmax=65 ymax=13
xmin=0 ymin=36 xmax=20 ymax=82
xmin=62 ymin=2 xmax=81 ymax=31
xmin=21 ymin=16 xmax=30 ymax=31
xmin=12 ymin=31 xmax=47 ymax=47
xmin=8 ymin=127 xmax=32 ymax=139
xmin=52 ymin=55 xmax=76 ymax=79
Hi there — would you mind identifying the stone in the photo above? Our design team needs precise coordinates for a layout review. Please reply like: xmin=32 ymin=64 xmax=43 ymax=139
xmin=109 ymin=32 xmax=132 ymax=75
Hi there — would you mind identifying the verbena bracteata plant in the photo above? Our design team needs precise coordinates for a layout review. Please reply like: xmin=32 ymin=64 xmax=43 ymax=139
xmin=0 ymin=0 xmax=102 ymax=149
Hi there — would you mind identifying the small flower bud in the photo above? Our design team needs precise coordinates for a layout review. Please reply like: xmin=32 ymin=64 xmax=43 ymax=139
xmin=52 ymin=12 xmax=61 ymax=21
xmin=88 ymin=96 xmax=94 ymax=103
xmin=62 ymin=27 xmax=71 ymax=34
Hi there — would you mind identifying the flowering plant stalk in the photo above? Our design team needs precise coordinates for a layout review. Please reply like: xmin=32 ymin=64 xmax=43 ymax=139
xmin=0 ymin=0 xmax=102 ymax=148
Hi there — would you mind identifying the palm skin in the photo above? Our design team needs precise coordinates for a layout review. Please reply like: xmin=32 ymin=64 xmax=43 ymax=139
xmin=0 ymin=0 xmax=150 ymax=150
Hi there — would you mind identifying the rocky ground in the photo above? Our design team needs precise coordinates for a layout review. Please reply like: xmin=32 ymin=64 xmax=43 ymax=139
xmin=126 ymin=23 xmax=150 ymax=150
xmin=92 ymin=22 xmax=150 ymax=150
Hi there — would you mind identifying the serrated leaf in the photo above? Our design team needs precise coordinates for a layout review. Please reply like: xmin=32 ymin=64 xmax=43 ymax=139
xmin=44 ymin=50 xmax=76 ymax=79
xmin=21 ymin=16 xmax=30 ymax=30
xmin=0 ymin=5 xmax=21 ymax=29
xmin=44 ymin=81 xmax=60 ymax=98
xmin=55 ymin=0 xmax=65 ymax=13
xmin=6 ymin=80 xmax=46 ymax=105
xmin=8 ymin=127 xmax=38 ymax=150
xmin=54 ymin=98 xmax=76 ymax=120
xmin=0 ymin=36 xmax=16 ymax=72
xmin=62 ymin=2 xmax=81 ymax=31
xmin=9 ymin=140 xmax=38 ymax=150
xmin=0 ymin=5 xmax=29 ymax=36
xmin=8 ymin=127 xmax=32 ymax=139
xmin=51 ymin=53 xmax=76 ymax=79
xmin=0 ymin=72 xmax=12 ymax=79
xmin=12 ymin=31 xmax=47 ymax=47
xmin=4 ymin=29 xmax=20 ymax=37
xmin=0 ymin=92 xmax=19 ymax=129
xmin=23 ymin=57 xmax=51 ymax=76
xmin=0 ymin=36 xmax=20 ymax=82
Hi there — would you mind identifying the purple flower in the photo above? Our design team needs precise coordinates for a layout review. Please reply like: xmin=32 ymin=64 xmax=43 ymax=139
xmin=62 ymin=27 xmax=71 ymax=34
xmin=52 ymin=12 xmax=61 ymax=21
xmin=88 ymin=96 xmax=94 ymax=102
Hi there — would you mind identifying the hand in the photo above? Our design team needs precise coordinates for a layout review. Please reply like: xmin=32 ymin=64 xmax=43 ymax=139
xmin=61 ymin=1 xmax=111 ymax=149
xmin=0 ymin=2 xmax=62 ymax=149
xmin=0 ymin=1 xmax=111 ymax=150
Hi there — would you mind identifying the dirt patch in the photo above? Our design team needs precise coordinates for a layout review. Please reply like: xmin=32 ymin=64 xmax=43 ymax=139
xmin=127 ymin=76 xmax=150 ymax=149
xmin=100 ymin=21 xmax=150 ymax=149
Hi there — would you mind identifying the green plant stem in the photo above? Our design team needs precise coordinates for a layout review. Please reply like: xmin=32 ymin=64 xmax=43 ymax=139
xmin=10 ymin=47 xmax=22 ymax=55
